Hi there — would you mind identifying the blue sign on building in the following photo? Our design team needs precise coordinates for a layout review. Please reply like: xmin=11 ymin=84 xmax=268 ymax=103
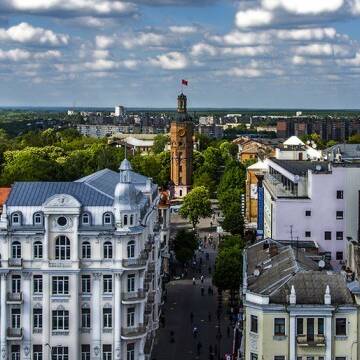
xmin=257 ymin=186 xmax=264 ymax=237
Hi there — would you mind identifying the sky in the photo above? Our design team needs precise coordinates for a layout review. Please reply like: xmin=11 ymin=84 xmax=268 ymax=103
xmin=0 ymin=0 xmax=360 ymax=108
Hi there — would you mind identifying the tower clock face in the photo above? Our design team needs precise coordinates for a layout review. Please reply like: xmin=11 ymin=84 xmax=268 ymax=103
xmin=178 ymin=128 xmax=186 ymax=137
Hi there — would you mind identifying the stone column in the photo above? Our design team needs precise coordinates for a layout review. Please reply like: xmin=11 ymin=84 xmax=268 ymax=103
xmin=73 ymin=273 xmax=80 ymax=360
xmin=114 ymin=273 xmax=122 ymax=360
xmin=289 ymin=315 xmax=296 ymax=360
xmin=325 ymin=316 xmax=332 ymax=360
xmin=73 ymin=216 xmax=79 ymax=261
xmin=43 ymin=274 xmax=51 ymax=360
xmin=23 ymin=272 xmax=32 ymax=360
xmin=0 ymin=273 xmax=7 ymax=359
xmin=92 ymin=273 xmax=102 ymax=360
xmin=44 ymin=215 xmax=50 ymax=263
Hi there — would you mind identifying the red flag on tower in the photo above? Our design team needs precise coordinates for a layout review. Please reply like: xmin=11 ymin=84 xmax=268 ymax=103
xmin=182 ymin=79 xmax=188 ymax=86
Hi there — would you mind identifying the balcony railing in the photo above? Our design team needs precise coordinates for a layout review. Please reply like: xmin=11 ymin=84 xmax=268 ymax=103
xmin=8 ymin=258 xmax=22 ymax=267
xmin=49 ymin=260 xmax=72 ymax=268
xmin=297 ymin=334 xmax=325 ymax=346
xmin=7 ymin=327 xmax=23 ymax=339
xmin=264 ymin=173 xmax=307 ymax=198
xmin=121 ymin=324 xmax=147 ymax=337
xmin=122 ymin=290 xmax=146 ymax=301
xmin=7 ymin=292 xmax=23 ymax=303
xmin=122 ymin=258 xmax=147 ymax=268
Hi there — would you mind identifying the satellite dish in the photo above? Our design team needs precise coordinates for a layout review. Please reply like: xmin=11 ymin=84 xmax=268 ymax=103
xmin=315 ymin=165 xmax=322 ymax=171
xmin=318 ymin=260 xmax=326 ymax=269
xmin=253 ymin=268 xmax=260 ymax=277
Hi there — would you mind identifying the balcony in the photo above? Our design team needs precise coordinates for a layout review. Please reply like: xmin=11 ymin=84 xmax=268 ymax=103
xmin=7 ymin=328 xmax=23 ymax=340
xmin=297 ymin=334 xmax=325 ymax=347
xmin=49 ymin=260 xmax=72 ymax=268
xmin=121 ymin=324 xmax=147 ymax=339
xmin=264 ymin=173 xmax=307 ymax=198
xmin=8 ymin=258 xmax=22 ymax=267
xmin=7 ymin=292 xmax=23 ymax=304
xmin=122 ymin=290 xmax=146 ymax=302
xmin=122 ymin=258 xmax=147 ymax=268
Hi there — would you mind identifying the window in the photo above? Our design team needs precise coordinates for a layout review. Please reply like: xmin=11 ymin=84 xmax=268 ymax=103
xmin=33 ymin=275 xmax=43 ymax=294
xmin=81 ymin=275 xmax=91 ymax=294
xmin=250 ymin=354 xmax=258 ymax=360
xmin=130 ymin=214 xmax=134 ymax=225
xmin=51 ymin=347 xmax=69 ymax=360
xmin=324 ymin=232 xmax=332 ymax=241
xmin=103 ymin=307 xmax=112 ymax=328
xmin=296 ymin=318 xmax=303 ymax=335
xmin=82 ymin=242 xmax=91 ymax=259
xmin=336 ymin=211 xmax=344 ymax=219
xmin=103 ymin=213 xmax=112 ymax=225
xmin=33 ymin=241 xmax=43 ymax=259
xmin=337 ymin=190 xmax=344 ymax=199
xmin=11 ymin=308 xmax=21 ymax=328
xmin=336 ymin=252 xmax=344 ymax=261
xmin=33 ymin=345 xmax=43 ymax=360
xmin=52 ymin=309 xmax=69 ymax=331
xmin=34 ymin=213 xmax=42 ymax=225
xmin=12 ymin=241 xmax=21 ymax=258
xmin=274 ymin=357 xmax=285 ymax=360
xmin=250 ymin=315 xmax=258 ymax=333
xmin=52 ymin=276 xmax=69 ymax=295
xmin=81 ymin=345 xmax=90 ymax=360
xmin=103 ymin=345 xmax=112 ymax=360
xmin=33 ymin=308 xmax=42 ymax=330
xmin=12 ymin=275 xmax=21 ymax=293
xmin=124 ymin=215 xmax=128 ymax=226
xmin=127 ymin=274 xmax=135 ymax=292
xmin=274 ymin=318 xmax=285 ymax=336
xmin=127 ymin=240 xmax=135 ymax=258
xmin=335 ymin=318 xmax=346 ymax=336
xmin=11 ymin=345 xmax=20 ymax=360
xmin=11 ymin=212 xmax=21 ymax=225
xmin=55 ymin=236 xmax=70 ymax=260
xmin=305 ymin=231 xmax=311 ymax=238
xmin=305 ymin=210 xmax=311 ymax=216
xmin=104 ymin=241 xmax=113 ymax=259
xmin=127 ymin=343 xmax=135 ymax=360
xmin=336 ymin=231 xmax=343 ymax=240
xmin=82 ymin=213 xmax=90 ymax=225
xmin=318 ymin=318 xmax=324 ymax=335
xmin=127 ymin=307 xmax=135 ymax=327
xmin=81 ymin=307 xmax=91 ymax=328
xmin=103 ymin=275 xmax=113 ymax=294
xmin=57 ymin=216 xmax=67 ymax=227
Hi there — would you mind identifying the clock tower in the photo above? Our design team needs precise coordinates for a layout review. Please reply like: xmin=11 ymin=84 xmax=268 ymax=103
xmin=170 ymin=93 xmax=193 ymax=198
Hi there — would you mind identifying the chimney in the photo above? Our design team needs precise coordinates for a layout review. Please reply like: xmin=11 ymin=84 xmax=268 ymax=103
xmin=324 ymin=285 xmax=331 ymax=305
xmin=289 ymin=285 xmax=296 ymax=304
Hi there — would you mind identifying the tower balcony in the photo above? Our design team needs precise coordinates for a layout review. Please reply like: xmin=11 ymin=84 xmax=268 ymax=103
xmin=122 ymin=289 xmax=146 ymax=303
xmin=7 ymin=328 xmax=23 ymax=340
xmin=121 ymin=324 xmax=147 ymax=339
xmin=8 ymin=258 xmax=23 ymax=267
xmin=297 ymin=334 xmax=325 ymax=347
xmin=122 ymin=258 xmax=147 ymax=269
xmin=7 ymin=292 xmax=23 ymax=304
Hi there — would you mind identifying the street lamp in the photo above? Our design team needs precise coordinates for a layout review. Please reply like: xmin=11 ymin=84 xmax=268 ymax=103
xmin=45 ymin=343 xmax=52 ymax=360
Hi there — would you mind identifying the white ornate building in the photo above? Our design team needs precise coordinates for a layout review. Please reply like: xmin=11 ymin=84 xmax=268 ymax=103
xmin=0 ymin=159 xmax=170 ymax=360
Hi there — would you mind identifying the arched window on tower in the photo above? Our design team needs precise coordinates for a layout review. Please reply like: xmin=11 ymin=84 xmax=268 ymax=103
xmin=82 ymin=241 xmax=91 ymax=259
xmin=104 ymin=241 xmax=113 ymax=259
xmin=12 ymin=241 xmax=21 ymax=259
xmin=33 ymin=241 xmax=43 ymax=259
xmin=124 ymin=215 xmax=128 ymax=226
xmin=130 ymin=215 xmax=134 ymax=226
xmin=127 ymin=240 xmax=135 ymax=259
xmin=55 ymin=236 xmax=70 ymax=260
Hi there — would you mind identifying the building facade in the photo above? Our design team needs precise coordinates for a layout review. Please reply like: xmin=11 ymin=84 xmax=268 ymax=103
xmin=0 ymin=159 xmax=169 ymax=360
xmin=170 ymin=93 xmax=193 ymax=198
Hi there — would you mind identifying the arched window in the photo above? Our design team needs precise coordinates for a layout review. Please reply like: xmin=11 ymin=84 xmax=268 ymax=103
xmin=82 ymin=213 xmax=90 ymax=225
xmin=33 ymin=212 xmax=42 ymax=226
xmin=179 ymin=189 xmax=183 ymax=197
xmin=127 ymin=240 xmax=135 ymax=259
xmin=103 ymin=213 xmax=112 ymax=225
xmin=55 ymin=236 xmax=70 ymax=260
xmin=130 ymin=215 xmax=134 ymax=226
xmin=104 ymin=241 xmax=113 ymax=259
xmin=124 ymin=215 xmax=128 ymax=226
xmin=33 ymin=241 xmax=43 ymax=259
xmin=11 ymin=212 xmax=21 ymax=226
xmin=12 ymin=241 xmax=21 ymax=259
xmin=82 ymin=242 xmax=91 ymax=259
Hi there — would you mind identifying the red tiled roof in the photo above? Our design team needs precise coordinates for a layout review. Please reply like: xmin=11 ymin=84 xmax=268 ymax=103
xmin=0 ymin=188 xmax=11 ymax=207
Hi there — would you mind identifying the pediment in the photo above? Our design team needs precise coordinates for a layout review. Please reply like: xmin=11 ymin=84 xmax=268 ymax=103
xmin=43 ymin=194 xmax=81 ymax=209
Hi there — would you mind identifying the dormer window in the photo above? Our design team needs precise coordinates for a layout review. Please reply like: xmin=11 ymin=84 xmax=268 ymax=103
xmin=11 ymin=212 xmax=21 ymax=226
xmin=103 ymin=213 xmax=112 ymax=226
xmin=34 ymin=212 xmax=43 ymax=226
xmin=124 ymin=215 xmax=128 ymax=226
xmin=82 ymin=213 xmax=90 ymax=225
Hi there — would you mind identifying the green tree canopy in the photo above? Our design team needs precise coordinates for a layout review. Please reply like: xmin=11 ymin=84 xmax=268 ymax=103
xmin=221 ymin=202 xmax=244 ymax=235
xmin=152 ymin=134 xmax=169 ymax=154
xmin=173 ymin=229 xmax=198 ymax=265
xmin=179 ymin=186 xmax=212 ymax=229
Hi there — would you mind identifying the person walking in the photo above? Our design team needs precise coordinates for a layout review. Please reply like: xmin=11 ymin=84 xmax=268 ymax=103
xmin=193 ymin=326 xmax=198 ymax=338
xmin=201 ymin=275 xmax=204 ymax=284
xmin=192 ymin=277 xmax=196 ymax=285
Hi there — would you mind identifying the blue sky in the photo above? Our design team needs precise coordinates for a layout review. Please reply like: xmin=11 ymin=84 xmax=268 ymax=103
xmin=0 ymin=0 xmax=360 ymax=108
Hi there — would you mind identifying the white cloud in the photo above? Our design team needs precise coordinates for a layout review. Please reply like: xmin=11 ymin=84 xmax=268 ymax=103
xmin=352 ymin=0 xmax=360 ymax=14
xmin=276 ymin=27 xmax=337 ymax=41
xmin=122 ymin=59 xmax=138 ymax=69
xmin=294 ymin=43 xmax=351 ymax=57
xmin=211 ymin=30 xmax=271 ymax=46
xmin=121 ymin=32 xmax=166 ymax=49
xmin=224 ymin=67 xmax=263 ymax=77
xmin=34 ymin=50 xmax=61 ymax=59
xmin=95 ymin=35 xmax=114 ymax=49
xmin=222 ymin=46 xmax=271 ymax=56
xmin=150 ymin=51 xmax=188 ymax=70
xmin=191 ymin=43 xmax=217 ymax=57
xmin=169 ymin=25 xmax=197 ymax=34
xmin=338 ymin=52 xmax=360 ymax=66
xmin=93 ymin=49 xmax=109 ymax=59
xmin=0 ymin=48 xmax=60 ymax=61
xmin=0 ymin=22 xmax=69 ymax=46
xmin=235 ymin=8 xmax=273 ymax=28
xmin=86 ymin=59 xmax=117 ymax=71
xmin=292 ymin=55 xmax=323 ymax=65
xmin=262 ymin=0 xmax=344 ymax=14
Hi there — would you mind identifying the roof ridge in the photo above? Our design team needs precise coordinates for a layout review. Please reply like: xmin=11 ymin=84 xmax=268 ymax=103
xmin=83 ymin=181 xmax=114 ymax=201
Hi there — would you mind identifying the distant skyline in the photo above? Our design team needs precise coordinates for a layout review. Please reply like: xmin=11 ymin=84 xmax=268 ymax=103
xmin=0 ymin=0 xmax=360 ymax=108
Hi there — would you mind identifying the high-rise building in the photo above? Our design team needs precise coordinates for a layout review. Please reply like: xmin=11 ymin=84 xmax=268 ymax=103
xmin=115 ymin=106 xmax=125 ymax=117
xmin=170 ymin=93 xmax=193 ymax=198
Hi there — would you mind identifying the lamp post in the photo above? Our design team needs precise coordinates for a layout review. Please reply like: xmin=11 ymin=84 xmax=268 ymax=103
xmin=45 ymin=343 xmax=52 ymax=360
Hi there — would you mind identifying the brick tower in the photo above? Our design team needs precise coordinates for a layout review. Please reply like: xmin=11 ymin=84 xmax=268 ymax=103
xmin=170 ymin=93 xmax=193 ymax=198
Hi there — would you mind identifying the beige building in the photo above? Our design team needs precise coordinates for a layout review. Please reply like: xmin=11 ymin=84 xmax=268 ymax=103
xmin=241 ymin=239 xmax=359 ymax=360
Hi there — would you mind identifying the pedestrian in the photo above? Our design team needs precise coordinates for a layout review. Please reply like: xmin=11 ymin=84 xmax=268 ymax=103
xmin=190 ymin=312 xmax=194 ymax=323
xmin=201 ymin=275 xmax=204 ymax=283
xmin=193 ymin=326 xmax=198 ymax=338
xmin=192 ymin=277 xmax=196 ymax=285
xmin=208 ymin=312 xmax=212 ymax=322
xmin=197 ymin=342 xmax=202 ymax=355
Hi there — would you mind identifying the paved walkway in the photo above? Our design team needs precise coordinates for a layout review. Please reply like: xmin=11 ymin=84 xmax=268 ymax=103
xmin=151 ymin=247 xmax=233 ymax=360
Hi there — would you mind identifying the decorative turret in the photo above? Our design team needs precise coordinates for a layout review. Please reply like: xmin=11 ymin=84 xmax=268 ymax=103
xmin=177 ymin=93 xmax=187 ymax=113
xmin=324 ymin=285 xmax=331 ymax=305
xmin=289 ymin=285 xmax=296 ymax=304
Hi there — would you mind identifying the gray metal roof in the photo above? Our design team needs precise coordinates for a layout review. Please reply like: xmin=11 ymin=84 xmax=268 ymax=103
xmin=324 ymin=143 xmax=360 ymax=160
xmin=270 ymin=158 xmax=329 ymax=176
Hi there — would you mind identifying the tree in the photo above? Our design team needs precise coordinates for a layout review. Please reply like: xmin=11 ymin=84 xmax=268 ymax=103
xmin=213 ymin=246 xmax=243 ymax=291
xmin=348 ymin=134 xmax=360 ymax=144
xmin=218 ymin=235 xmax=244 ymax=251
xmin=221 ymin=202 xmax=244 ymax=235
xmin=173 ymin=229 xmax=198 ymax=265
xmin=152 ymin=134 xmax=169 ymax=154
xmin=179 ymin=186 xmax=212 ymax=229
xmin=193 ymin=171 xmax=217 ymax=196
